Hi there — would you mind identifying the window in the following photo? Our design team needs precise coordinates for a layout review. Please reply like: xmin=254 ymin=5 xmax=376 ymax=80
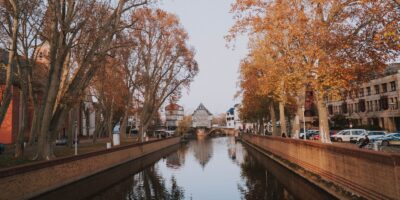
xmin=359 ymin=88 xmax=364 ymax=97
xmin=390 ymin=98 xmax=394 ymax=110
xmin=374 ymin=85 xmax=380 ymax=94
xmin=342 ymin=131 xmax=350 ymax=135
xmin=390 ymin=81 xmax=396 ymax=91
xmin=382 ymin=83 xmax=387 ymax=93
xmin=352 ymin=130 xmax=363 ymax=135
xmin=367 ymin=87 xmax=371 ymax=96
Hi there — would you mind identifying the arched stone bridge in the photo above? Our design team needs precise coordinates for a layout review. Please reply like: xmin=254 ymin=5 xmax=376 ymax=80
xmin=195 ymin=127 xmax=238 ymax=137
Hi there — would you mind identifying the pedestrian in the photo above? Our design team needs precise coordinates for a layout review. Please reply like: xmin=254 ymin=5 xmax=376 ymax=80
xmin=358 ymin=135 xmax=370 ymax=148
xmin=282 ymin=132 xmax=286 ymax=138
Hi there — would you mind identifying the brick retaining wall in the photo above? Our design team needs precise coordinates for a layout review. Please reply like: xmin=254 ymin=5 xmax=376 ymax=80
xmin=242 ymin=134 xmax=400 ymax=200
xmin=0 ymin=137 xmax=180 ymax=200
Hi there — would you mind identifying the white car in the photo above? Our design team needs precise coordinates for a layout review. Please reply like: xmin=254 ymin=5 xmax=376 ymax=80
xmin=330 ymin=129 xmax=367 ymax=142
xmin=349 ymin=131 xmax=387 ymax=143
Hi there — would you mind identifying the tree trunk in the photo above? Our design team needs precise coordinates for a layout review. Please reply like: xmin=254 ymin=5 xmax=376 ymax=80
xmin=108 ymin=99 xmax=114 ymax=143
xmin=15 ymin=64 xmax=29 ymax=158
xmin=139 ymin=122 xmax=150 ymax=142
xmin=36 ymin=31 xmax=66 ymax=160
xmin=92 ymin=109 xmax=101 ymax=143
xmin=28 ymin=106 xmax=38 ymax=145
xmin=84 ymin=106 xmax=90 ymax=137
xmin=119 ymin=109 xmax=128 ymax=141
xmin=260 ymin=118 xmax=265 ymax=135
xmin=139 ymin=102 xmax=154 ymax=142
xmin=67 ymin=105 xmax=78 ymax=148
xmin=316 ymin=92 xmax=331 ymax=143
xmin=29 ymin=94 xmax=41 ymax=145
xmin=270 ymin=103 xmax=278 ymax=136
xmin=0 ymin=12 xmax=18 ymax=126
xmin=279 ymin=101 xmax=287 ymax=136
xmin=292 ymin=113 xmax=300 ymax=139
xmin=28 ymin=73 xmax=40 ymax=145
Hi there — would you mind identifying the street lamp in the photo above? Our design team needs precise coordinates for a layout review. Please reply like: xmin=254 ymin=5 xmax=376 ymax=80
xmin=389 ymin=102 xmax=396 ymax=132
xmin=302 ymin=106 xmax=306 ymax=140
xmin=74 ymin=120 xmax=78 ymax=156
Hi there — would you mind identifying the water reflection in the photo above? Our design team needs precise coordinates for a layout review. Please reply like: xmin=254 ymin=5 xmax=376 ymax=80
xmin=191 ymin=137 xmax=213 ymax=168
xmin=89 ymin=137 xmax=333 ymax=200
xmin=166 ymin=144 xmax=189 ymax=170
xmin=91 ymin=166 xmax=184 ymax=200
xmin=238 ymin=153 xmax=294 ymax=200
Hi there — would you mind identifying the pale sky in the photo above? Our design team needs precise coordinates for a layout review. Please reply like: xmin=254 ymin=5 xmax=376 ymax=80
xmin=158 ymin=0 xmax=248 ymax=115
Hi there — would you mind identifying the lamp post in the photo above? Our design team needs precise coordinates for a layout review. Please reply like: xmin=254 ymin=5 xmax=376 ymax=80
xmin=74 ymin=120 xmax=78 ymax=156
xmin=302 ymin=106 xmax=306 ymax=140
xmin=389 ymin=102 xmax=396 ymax=132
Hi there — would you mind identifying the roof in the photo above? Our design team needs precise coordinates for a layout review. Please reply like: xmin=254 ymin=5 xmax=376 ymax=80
xmin=192 ymin=103 xmax=212 ymax=116
xmin=227 ymin=107 xmax=234 ymax=115
xmin=165 ymin=103 xmax=183 ymax=111
xmin=0 ymin=48 xmax=47 ymax=90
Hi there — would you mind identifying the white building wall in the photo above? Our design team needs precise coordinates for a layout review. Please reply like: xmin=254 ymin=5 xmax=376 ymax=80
xmin=192 ymin=110 xmax=212 ymax=128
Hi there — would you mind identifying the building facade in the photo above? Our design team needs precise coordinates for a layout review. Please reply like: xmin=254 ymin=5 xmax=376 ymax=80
xmin=326 ymin=64 xmax=400 ymax=132
xmin=165 ymin=103 xmax=184 ymax=130
xmin=0 ymin=45 xmax=96 ymax=144
xmin=226 ymin=104 xmax=243 ymax=130
xmin=192 ymin=103 xmax=212 ymax=128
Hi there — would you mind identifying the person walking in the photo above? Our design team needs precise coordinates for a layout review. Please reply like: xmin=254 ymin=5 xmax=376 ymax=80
xmin=359 ymin=135 xmax=370 ymax=148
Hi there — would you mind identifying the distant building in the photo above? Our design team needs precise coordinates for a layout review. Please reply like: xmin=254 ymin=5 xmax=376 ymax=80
xmin=326 ymin=63 xmax=400 ymax=132
xmin=0 ymin=45 xmax=96 ymax=144
xmin=165 ymin=103 xmax=184 ymax=130
xmin=226 ymin=104 xmax=243 ymax=130
xmin=192 ymin=103 xmax=212 ymax=128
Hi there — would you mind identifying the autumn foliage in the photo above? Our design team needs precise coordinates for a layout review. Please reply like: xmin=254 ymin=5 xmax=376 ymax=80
xmin=0 ymin=1 xmax=198 ymax=160
xmin=230 ymin=0 xmax=400 ymax=141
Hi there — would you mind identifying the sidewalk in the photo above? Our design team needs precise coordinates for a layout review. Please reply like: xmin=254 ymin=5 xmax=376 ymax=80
xmin=330 ymin=141 xmax=400 ymax=153
xmin=0 ymin=136 xmax=153 ymax=169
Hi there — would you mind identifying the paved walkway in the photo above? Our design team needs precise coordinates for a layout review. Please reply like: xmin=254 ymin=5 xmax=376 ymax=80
xmin=0 ymin=136 xmax=156 ymax=169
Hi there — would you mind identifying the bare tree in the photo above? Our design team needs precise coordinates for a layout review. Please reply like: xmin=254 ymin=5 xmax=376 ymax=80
xmin=0 ymin=0 xmax=19 ymax=126
xmin=33 ymin=0 xmax=148 ymax=160
xmin=128 ymin=8 xmax=198 ymax=141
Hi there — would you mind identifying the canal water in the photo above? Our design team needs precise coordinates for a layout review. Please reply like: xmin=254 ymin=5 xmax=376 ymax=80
xmin=36 ymin=137 xmax=335 ymax=200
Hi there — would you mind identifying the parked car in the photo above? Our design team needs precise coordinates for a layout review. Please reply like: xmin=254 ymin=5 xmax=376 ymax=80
xmin=307 ymin=130 xmax=320 ymax=140
xmin=299 ymin=131 xmax=306 ymax=139
xmin=330 ymin=129 xmax=367 ymax=142
xmin=308 ymin=131 xmax=320 ymax=140
xmin=130 ymin=129 xmax=138 ymax=135
xmin=155 ymin=130 xmax=174 ymax=138
xmin=56 ymin=137 xmax=68 ymax=146
xmin=299 ymin=130 xmax=319 ymax=140
xmin=350 ymin=130 xmax=387 ymax=143
xmin=371 ymin=133 xmax=400 ymax=146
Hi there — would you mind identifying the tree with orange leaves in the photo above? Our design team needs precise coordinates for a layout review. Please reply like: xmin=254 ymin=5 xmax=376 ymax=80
xmin=229 ymin=0 xmax=400 ymax=142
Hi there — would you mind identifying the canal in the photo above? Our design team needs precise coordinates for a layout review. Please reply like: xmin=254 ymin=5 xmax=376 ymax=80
xmin=36 ymin=137 xmax=336 ymax=200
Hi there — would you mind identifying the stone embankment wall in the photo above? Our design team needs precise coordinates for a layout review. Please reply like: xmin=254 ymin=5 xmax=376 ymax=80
xmin=0 ymin=137 xmax=180 ymax=200
xmin=242 ymin=134 xmax=400 ymax=200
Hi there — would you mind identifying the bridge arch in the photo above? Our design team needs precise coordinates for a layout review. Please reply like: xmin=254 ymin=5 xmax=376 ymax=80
xmin=208 ymin=127 xmax=238 ymax=137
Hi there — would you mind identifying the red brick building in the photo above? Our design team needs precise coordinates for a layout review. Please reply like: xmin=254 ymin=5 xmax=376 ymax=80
xmin=0 ymin=47 xmax=45 ymax=144
xmin=0 ymin=86 xmax=20 ymax=144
